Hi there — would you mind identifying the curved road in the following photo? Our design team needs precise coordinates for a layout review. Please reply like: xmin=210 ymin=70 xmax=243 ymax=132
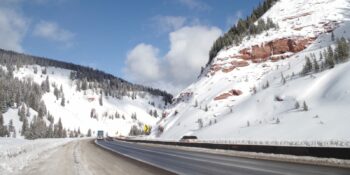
xmin=20 ymin=139 xmax=173 ymax=175
xmin=96 ymin=139 xmax=350 ymax=175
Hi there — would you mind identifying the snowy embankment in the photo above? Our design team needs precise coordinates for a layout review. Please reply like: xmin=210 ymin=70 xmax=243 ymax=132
xmin=0 ymin=138 xmax=74 ymax=174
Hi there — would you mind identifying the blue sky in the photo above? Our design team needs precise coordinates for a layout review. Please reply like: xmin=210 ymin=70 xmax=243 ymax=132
xmin=0 ymin=0 xmax=262 ymax=93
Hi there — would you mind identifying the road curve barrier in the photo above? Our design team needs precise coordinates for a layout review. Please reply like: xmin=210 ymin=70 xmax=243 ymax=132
xmin=115 ymin=138 xmax=350 ymax=160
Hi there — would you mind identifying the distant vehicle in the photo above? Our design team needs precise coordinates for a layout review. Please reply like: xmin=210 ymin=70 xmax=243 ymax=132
xmin=97 ymin=130 xmax=104 ymax=140
xmin=180 ymin=135 xmax=198 ymax=142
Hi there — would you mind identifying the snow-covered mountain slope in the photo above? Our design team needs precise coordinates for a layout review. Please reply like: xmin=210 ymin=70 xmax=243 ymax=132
xmin=153 ymin=0 xmax=350 ymax=143
xmin=0 ymin=57 xmax=170 ymax=137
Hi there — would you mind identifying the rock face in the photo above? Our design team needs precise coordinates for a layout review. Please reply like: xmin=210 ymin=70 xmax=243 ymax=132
xmin=209 ymin=61 xmax=249 ymax=75
xmin=239 ymin=37 xmax=315 ymax=61
xmin=208 ymin=37 xmax=315 ymax=76
xmin=214 ymin=89 xmax=242 ymax=101
xmin=282 ymin=12 xmax=312 ymax=21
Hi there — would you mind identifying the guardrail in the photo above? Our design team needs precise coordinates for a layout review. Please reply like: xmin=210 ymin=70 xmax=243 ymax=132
xmin=115 ymin=138 xmax=350 ymax=160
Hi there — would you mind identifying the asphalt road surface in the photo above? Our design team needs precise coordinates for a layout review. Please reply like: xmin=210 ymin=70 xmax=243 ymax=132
xmin=96 ymin=139 xmax=350 ymax=175
xmin=20 ymin=139 xmax=173 ymax=175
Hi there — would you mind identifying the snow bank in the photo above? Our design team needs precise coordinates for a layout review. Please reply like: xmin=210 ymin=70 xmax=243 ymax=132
xmin=0 ymin=138 xmax=73 ymax=174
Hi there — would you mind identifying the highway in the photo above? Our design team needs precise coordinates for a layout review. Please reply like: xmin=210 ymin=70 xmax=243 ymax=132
xmin=96 ymin=139 xmax=350 ymax=175
xmin=20 ymin=139 xmax=173 ymax=175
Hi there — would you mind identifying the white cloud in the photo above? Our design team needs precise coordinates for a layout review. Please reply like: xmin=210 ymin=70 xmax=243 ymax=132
xmin=33 ymin=20 xmax=74 ymax=46
xmin=124 ymin=25 xmax=222 ymax=94
xmin=166 ymin=26 xmax=222 ymax=85
xmin=152 ymin=16 xmax=187 ymax=33
xmin=0 ymin=7 xmax=29 ymax=52
xmin=177 ymin=0 xmax=210 ymax=11
xmin=124 ymin=43 xmax=162 ymax=83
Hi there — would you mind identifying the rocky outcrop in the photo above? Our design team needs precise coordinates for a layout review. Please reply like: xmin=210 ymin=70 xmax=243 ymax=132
xmin=209 ymin=60 xmax=249 ymax=75
xmin=214 ymin=89 xmax=242 ymax=101
xmin=207 ymin=37 xmax=315 ymax=76
xmin=322 ymin=21 xmax=340 ymax=33
xmin=172 ymin=91 xmax=193 ymax=104
xmin=221 ymin=61 xmax=249 ymax=73
xmin=238 ymin=37 xmax=315 ymax=61
xmin=282 ymin=12 xmax=312 ymax=21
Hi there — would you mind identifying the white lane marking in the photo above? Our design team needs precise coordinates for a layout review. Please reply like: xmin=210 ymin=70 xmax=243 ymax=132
xmin=105 ymin=141 xmax=286 ymax=175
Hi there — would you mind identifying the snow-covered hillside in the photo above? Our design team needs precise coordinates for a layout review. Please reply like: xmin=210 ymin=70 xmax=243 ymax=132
xmin=0 ymin=63 xmax=168 ymax=137
xmin=17 ymin=66 xmax=165 ymax=136
xmin=153 ymin=0 xmax=350 ymax=144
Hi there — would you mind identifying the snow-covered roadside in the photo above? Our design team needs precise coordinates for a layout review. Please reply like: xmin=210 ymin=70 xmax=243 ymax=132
xmin=0 ymin=138 xmax=74 ymax=174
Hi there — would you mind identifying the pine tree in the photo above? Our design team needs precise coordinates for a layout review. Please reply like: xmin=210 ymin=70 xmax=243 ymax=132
xmin=326 ymin=46 xmax=335 ymax=68
xmin=8 ymin=119 xmax=14 ymax=133
xmin=78 ymin=128 xmax=81 ymax=137
xmin=313 ymin=58 xmax=319 ymax=72
xmin=26 ymin=107 xmax=30 ymax=117
xmin=302 ymin=56 xmax=313 ymax=75
xmin=197 ymin=118 xmax=203 ymax=128
xmin=12 ymin=129 xmax=16 ymax=138
xmin=18 ymin=105 xmax=26 ymax=121
xmin=87 ymin=129 xmax=92 ymax=137
xmin=295 ymin=101 xmax=300 ymax=109
xmin=281 ymin=73 xmax=286 ymax=85
xmin=99 ymin=95 xmax=103 ymax=106
xmin=54 ymin=87 xmax=59 ymax=100
xmin=252 ymin=86 xmax=257 ymax=94
xmin=38 ymin=101 xmax=47 ymax=119
xmin=0 ymin=113 xmax=3 ymax=128
xmin=262 ymin=80 xmax=270 ymax=89
xmin=0 ymin=113 xmax=6 ymax=136
xmin=58 ymin=118 xmax=63 ymax=138
xmin=60 ymin=85 xmax=63 ymax=95
xmin=61 ymin=96 xmax=65 ymax=107
xmin=319 ymin=52 xmax=323 ymax=61
xmin=22 ymin=118 xmax=28 ymax=136
xmin=45 ymin=76 xmax=50 ymax=92
xmin=46 ymin=122 xmax=53 ymax=138
xmin=335 ymin=37 xmax=349 ymax=62
xmin=69 ymin=130 xmax=74 ymax=138
xmin=303 ymin=101 xmax=309 ymax=111
xmin=115 ymin=111 xmax=120 ymax=119
xmin=153 ymin=110 xmax=158 ymax=118
xmin=42 ymin=68 xmax=47 ymax=75
xmin=62 ymin=128 xmax=67 ymax=138
xmin=0 ymin=97 xmax=7 ymax=113
xmin=81 ymin=79 xmax=88 ymax=91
